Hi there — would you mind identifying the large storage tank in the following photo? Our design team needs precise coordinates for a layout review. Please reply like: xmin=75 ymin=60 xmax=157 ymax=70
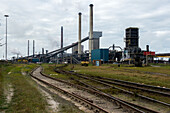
xmin=91 ymin=49 xmax=109 ymax=62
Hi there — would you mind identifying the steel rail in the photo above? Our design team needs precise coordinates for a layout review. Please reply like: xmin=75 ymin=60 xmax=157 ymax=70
xmin=95 ymin=76 xmax=170 ymax=92
xmin=53 ymin=68 xmax=160 ymax=113
xmin=94 ymin=78 xmax=170 ymax=97
xmin=39 ymin=68 xmax=145 ymax=113
xmin=30 ymin=70 xmax=109 ymax=113
xmin=57 ymin=69 xmax=170 ymax=107
xmin=74 ymin=78 xmax=159 ymax=113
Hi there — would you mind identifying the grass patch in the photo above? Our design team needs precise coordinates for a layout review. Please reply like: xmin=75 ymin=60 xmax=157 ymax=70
xmin=0 ymin=65 xmax=4 ymax=110
xmin=42 ymin=64 xmax=71 ymax=80
xmin=120 ymin=64 xmax=170 ymax=75
xmin=0 ymin=64 xmax=48 ymax=112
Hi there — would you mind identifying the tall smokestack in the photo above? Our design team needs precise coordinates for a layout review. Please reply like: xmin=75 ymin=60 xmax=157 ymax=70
xmin=46 ymin=50 xmax=48 ymax=54
xmin=61 ymin=26 xmax=63 ymax=49
xmin=28 ymin=40 xmax=29 ymax=56
xmin=33 ymin=40 xmax=35 ymax=57
xmin=89 ymin=4 xmax=93 ymax=61
xmin=42 ymin=48 xmax=44 ymax=55
xmin=61 ymin=26 xmax=63 ymax=60
xmin=78 ymin=12 xmax=82 ymax=58
xmin=146 ymin=45 xmax=149 ymax=52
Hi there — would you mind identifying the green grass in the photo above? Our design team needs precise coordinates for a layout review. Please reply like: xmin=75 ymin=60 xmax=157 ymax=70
xmin=0 ymin=64 xmax=48 ymax=112
xmin=0 ymin=65 xmax=4 ymax=110
xmin=120 ymin=65 xmax=170 ymax=75
xmin=42 ymin=64 xmax=72 ymax=80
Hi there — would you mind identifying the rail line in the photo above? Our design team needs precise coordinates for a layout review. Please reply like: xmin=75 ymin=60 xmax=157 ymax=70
xmin=73 ymin=78 xmax=160 ymax=113
xmin=30 ymin=67 xmax=109 ymax=113
xmin=52 ymin=67 xmax=164 ymax=112
xmin=94 ymin=76 xmax=170 ymax=93
xmin=93 ymin=77 xmax=170 ymax=97
xmin=30 ymin=66 xmax=146 ymax=113
xmin=54 ymin=67 xmax=170 ymax=108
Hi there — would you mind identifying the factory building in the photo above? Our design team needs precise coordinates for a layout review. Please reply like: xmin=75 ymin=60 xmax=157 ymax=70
xmin=91 ymin=31 xmax=102 ymax=50
xmin=72 ymin=45 xmax=84 ymax=55
xmin=124 ymin=27 xmax=142 ymax=59
xmin=118 ymin=27 xmax=143 ymax=66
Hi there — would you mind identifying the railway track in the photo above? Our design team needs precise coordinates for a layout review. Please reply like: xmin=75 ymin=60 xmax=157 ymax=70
xmin=73 ymin=73 xmax=170 ymax=97
xmin=93 ymin=76 xmax=170 ymax=96
xmin=73 ymin=78 xmax=160 ymax=113
xmin=30 ymin=66 xmax=146 ymax=113
xmin=53 ymin=66 xmax=170 ymax=112
xmin=53 ymin=66 xmax=168 ymax=112
xmin=94 ymin=76 xmax=170 ymax=93
xmin=61 ymin=70 xmax=170 ymax=106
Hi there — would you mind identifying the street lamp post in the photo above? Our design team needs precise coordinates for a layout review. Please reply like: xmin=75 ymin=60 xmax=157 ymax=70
xmin=4 ymin=15 xmax=9 ymax=60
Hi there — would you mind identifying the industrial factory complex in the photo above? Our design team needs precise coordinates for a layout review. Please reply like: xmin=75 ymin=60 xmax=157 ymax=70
xmin=12 ymin=4 xmax=169 ymax=66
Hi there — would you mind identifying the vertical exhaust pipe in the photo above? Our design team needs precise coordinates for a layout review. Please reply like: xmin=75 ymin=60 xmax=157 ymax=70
xmin=33 ymin=40 xmax=35 ymax=57
xmin=61 ymin=26 xmax=63 ymax=49
xmin=46 ymin=50 xmax=48 ymax=54
xmin=42 ymin=48 xmax=44 ymax=55
xmin=89 ymin=4 xmax=93 ymax=61
xmin=78 ymin=12 xmax=82 ymax=58
xmin=146 ymin=45 xmax=149 ymax=52
xmin=28 ymin=40 xmax=29 ymax=56
xmin=61 ymin=26 xmax=63 ymax=61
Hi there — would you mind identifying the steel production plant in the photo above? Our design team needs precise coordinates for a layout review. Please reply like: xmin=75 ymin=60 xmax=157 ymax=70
xmin=13 ymin=4 xmax=169 ymax=66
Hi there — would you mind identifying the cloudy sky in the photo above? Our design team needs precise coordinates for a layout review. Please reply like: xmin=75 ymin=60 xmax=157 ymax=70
xmin=0 ymin=0 xmax=170 ymax=59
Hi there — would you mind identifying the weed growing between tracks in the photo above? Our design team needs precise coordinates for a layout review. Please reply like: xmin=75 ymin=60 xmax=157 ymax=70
xmin=0 ymin=64 xmax=48 ymax=112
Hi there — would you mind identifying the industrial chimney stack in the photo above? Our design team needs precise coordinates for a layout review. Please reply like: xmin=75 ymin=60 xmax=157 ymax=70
xmin=146 ymin=45 xmax=149 ymax=52
xmin=78 ymin=12 xmax=82 ymax=58
xmin=33 ymin=40 xmax=35 ymax=57
xmin=42 ymin=48 xmax=44 ymax=55
xmin=28 ymin=40 xmax=29 ymax=56
xmin=61 ymin=26 xmax=63 ymax=49
xmin=61 ymin=26 xmax=63 ymax=60
xmin=89 ymin=4 xmax=93 ymax=61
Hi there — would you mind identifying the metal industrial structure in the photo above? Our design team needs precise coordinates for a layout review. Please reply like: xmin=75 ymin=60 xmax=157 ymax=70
xmin=78 ymin=12 xmax=82 ymax=58
xmin=14 ymin=4 xmax=162 ymax=66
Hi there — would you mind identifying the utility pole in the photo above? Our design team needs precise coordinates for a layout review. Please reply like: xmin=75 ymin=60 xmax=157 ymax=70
xmin=4 ymin=15 xmax=9 ymax=60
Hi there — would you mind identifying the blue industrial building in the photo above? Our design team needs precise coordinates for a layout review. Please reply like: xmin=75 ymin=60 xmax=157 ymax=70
xmin=91 ymin=49 xmax=109 ymax=62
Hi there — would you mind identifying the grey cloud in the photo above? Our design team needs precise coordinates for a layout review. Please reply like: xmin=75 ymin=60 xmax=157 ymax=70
xmin=0 ymin=0 xmax=170 ymax=59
